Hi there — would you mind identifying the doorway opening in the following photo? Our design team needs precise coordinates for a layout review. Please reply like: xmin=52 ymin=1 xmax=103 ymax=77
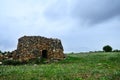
xmin=42 ymin=50 xmax=48 ymax=58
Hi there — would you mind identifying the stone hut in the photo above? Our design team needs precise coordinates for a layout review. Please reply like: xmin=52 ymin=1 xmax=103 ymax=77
xmin=13 ymin=36 xmax=65 ymax=61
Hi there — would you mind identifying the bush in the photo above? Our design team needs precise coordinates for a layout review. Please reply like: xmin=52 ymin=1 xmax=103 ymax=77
xmin=2 ymin=57 xmax=48 ymax=65
xmin=2 ymin=60 xmax=22 ymax=65
xmin=103 ymin=45 xmax=112 ymax=52
xmin=28 ymin=58 xmax=42 ymax=64
xmin=22 ymin=58 xmax=47 ymax=64
xmin=113 ymin=49 xmax=120 ymax=52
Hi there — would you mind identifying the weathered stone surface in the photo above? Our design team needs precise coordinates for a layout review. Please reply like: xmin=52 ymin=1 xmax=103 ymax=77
xmin=0 ymin=54 xmax=3 ymax=61
xmin=12 ymin=36 xmax=65 ymax=62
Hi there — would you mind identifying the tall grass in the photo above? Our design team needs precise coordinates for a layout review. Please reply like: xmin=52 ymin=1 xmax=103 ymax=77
xmin=0 ymin=52 xmax=120 ymax=80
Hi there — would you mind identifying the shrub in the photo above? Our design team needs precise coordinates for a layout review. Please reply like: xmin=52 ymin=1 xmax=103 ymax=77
xmin=103 ymin=45 xmax=112 ymax=52
xmin=2 ymin=60 xmax=22 ymax=65
xmin=113 ymin=49 xmax=120 ymax=52
xmin=28 ymin=58 xmax=41 ymax=64
xmin=24 ymin=58 xmax=47 ymax=64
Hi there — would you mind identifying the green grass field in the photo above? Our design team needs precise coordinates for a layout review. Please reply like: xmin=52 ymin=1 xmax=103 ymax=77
xmin=0 ymin=52 xmax=120 ymax=80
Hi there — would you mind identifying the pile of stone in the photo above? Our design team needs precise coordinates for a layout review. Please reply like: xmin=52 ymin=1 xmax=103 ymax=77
xmin=9 ymin=36 xmax=65 ymax=62
xmin=0 ymin=36 xmax=65 ymax=62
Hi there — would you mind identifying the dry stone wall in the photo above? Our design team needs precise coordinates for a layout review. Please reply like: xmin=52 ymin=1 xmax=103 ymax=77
xmin=12 ymin=36 xmax=65 ymax=62
xmin=0 ymin=54 xmax=3 ymax=61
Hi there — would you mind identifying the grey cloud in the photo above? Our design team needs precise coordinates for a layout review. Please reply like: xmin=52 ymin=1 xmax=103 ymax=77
xmin=44 ymin=0 xmax=69 ymax=21
xmin=0 ymin=0 xmax=120 ymax=52
xmin=0 ymin=40 xmax=13 ymax=49
xmin=71 ymin=0 xmax=120 ymax=24
xmin=44 ymin=0 xmax=120 ymax=24
xmin=0 ymin=37 xmax=17 ymax=51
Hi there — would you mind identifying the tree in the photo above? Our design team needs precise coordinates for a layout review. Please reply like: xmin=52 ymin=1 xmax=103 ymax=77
xmin=103 ymin=45 xmax=112 ymax=52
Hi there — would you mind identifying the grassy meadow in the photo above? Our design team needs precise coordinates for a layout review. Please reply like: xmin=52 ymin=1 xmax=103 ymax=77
xmin=0 ymin=52 xmax=120 ymax=80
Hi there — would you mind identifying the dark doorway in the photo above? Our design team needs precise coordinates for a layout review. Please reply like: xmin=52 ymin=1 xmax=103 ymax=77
xmin=42 ymin=50 xmax=48 ymax=58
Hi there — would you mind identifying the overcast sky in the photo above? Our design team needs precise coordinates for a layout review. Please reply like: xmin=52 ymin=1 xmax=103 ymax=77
xmin=0 ymin=0 xmax=120 ymax=53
